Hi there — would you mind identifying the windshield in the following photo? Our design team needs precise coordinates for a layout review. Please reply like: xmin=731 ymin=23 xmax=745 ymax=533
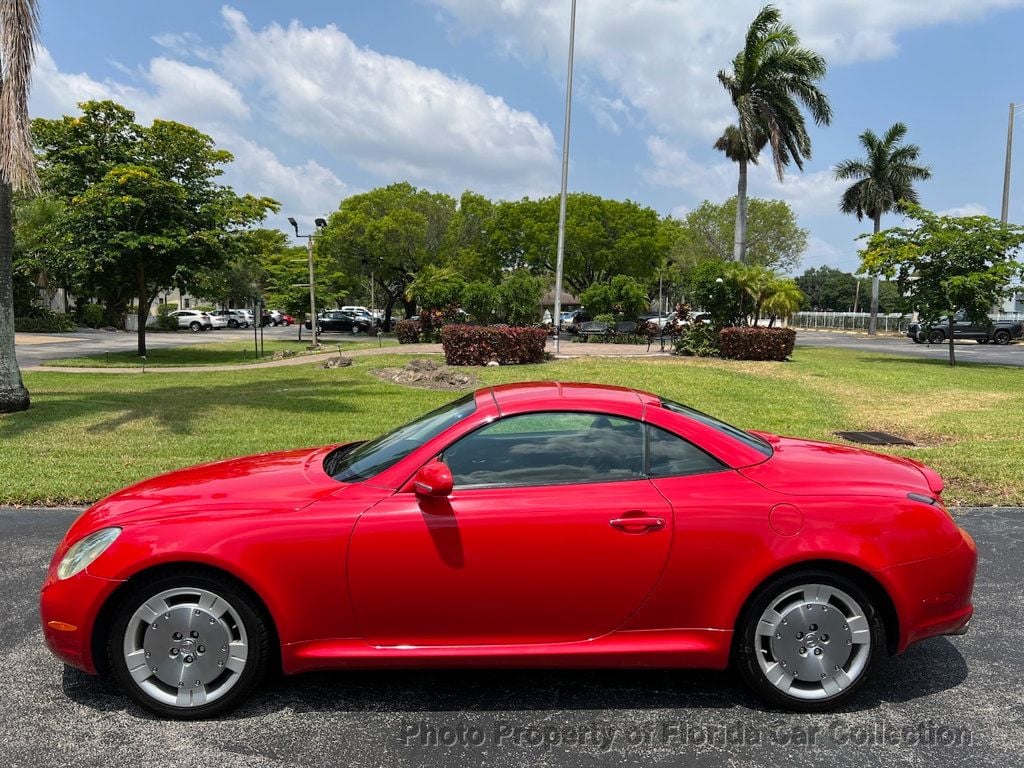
xmin=326 ymin=394 xmax=477 ymax=482
xmin=660 ymin=398 xmax=773 ymax=457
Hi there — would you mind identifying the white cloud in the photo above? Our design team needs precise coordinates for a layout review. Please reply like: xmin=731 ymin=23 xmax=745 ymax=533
xmin=938 ymin=202 xmax=988 ymax=217
xmin=430 ymin=0 xmax=1024 ymax=139
xmin=644 ymin=135 xmax=846 ymax=217
xmin=217 ymin=7 xmax=557 ymax=198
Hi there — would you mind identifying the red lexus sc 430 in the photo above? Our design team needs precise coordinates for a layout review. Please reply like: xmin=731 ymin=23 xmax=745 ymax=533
xmin=40 ymin=383 xmax=976 ymax=718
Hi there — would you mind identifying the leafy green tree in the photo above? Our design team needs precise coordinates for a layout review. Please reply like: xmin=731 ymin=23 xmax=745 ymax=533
xmin=404 ymin=264 xmax=465 ymax=312
xmin=0 ymin=0 xmax=40 ymax=413
xmin=261 ymin=244 xmax=352 ymax=322
xmin=834 ymin=122 xmax=931 ymax=333
xmin=490 ymin=193 xmax=663 ymax=294
xmin=686 ymin=260 xmax=745 ymax=328
xmin=676 ymin=197 xmax=807 ymax=273
xmin=442 ymin=191 xmax=501 ymax=283
xmin=794 ymin=266 xmax=857 ymax=310
xmin=461 ymin=281 xmax=499 ymax=324
xmin=33 ymin=101 xmax=278 ymax=355
xmin=716 ymin=3 xmax=831 ymax=262
xmin=13 ymin=193 xmax=72 ymax=312
xmin=862 ymin=205 xmax=1024 ymax=365
xmin=319 ymin=182 xmax=456 ymax=328
xmin=579 ymin=275 xmax=649 ymax=320
xmin=498 ymin=269 xmax=545 ymax=325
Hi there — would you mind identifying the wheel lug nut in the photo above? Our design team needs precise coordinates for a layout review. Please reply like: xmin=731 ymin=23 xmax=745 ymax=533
xmin=194 ymin=609 xmax=201 ymax=616
xmin=164 ymin=613 xmax=170 ymax=619
xmin=799 ymin=647 xmax=806 ymax=655
xmin=194 ymin=680 xmax=201 ymax=687
xmin=846 ymin=639 xmax=852 ymax=646
xmin=775 ymin=633 xmax=782 ymax=639
xmin=814 ymin=648 xmax=823 ymax=656
xmin=221 ymin=645 xmax=227 ymax=651
xmin=822 ymin=634 xmax=829 ymax=641
xmin=780 ymin=661 xmax=787 ymax=667
xmin=796 ymin=632 xmax=804 ymax=639
xmin=145 ymin=652 xmax=151 ymax=658
xmin=151 ymin=667 xmax=158 ymax=673
xmin=184 ymin=655 xmax=194 ymax=663
xmin=197 ymin=645 xmax=205 ymax=653
xmin=809 ymin=624 xmax=818 ymax=631
xmin=173 ymin=632 xmax=182 ymax=640
xmin=218 ymin=661 xmax=224 ymax=667
xmin=170 ymin=648 xmax=180 ymax=656
xmin=178 ymin=681 xmax=184 ymax=687
xmin=821 ymin=673 xmax=827 ymax=679
xmin=209 ymin=619 xmax=215 ymax=625
xmin=190 ymin=631 xmax=199 ymax=638
xmin=151 ymin=623 xmax=158 ymax=629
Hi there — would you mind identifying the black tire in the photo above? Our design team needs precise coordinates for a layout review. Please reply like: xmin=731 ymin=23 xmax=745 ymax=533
xmin=189 ymin=321 xmax=202 ymax=332
xmin=107 ymin=570 xmax=271 ymax=719
xmin=927 ymin=329 xmax=945 ymax=344
xmin=911 ymin=337 xmax=924 ymax=344
xmin=734 ymin=569 xmax=886 ymax=712
xmin=993 ymin=330 xmax=1011 ymax=345
xmin=228 ymin=320 xmax=239 ymax=328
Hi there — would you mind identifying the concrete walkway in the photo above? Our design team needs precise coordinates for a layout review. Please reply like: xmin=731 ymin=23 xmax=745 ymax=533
xmin=24 ymin=339 xmax=675 ymax=374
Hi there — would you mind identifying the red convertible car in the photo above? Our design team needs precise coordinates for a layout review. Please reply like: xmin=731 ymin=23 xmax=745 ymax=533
xmin=40 ymin=382 xmax=976 ymax=718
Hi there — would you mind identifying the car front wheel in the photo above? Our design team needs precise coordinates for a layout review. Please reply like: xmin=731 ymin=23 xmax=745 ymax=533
xmin=107 ymin=571 xmax=270 ymax=719
xmin=735 ymin=571 xmax=885 ymax=712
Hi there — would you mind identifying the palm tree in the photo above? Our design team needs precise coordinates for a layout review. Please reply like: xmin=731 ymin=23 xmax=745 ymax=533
xmin=716 ymin=4 xmax=831 ymax=262
xmin=0 ymin=0 xmax=39 ymax=413
xmin=833 ymin=122 xmax=930 ymax=334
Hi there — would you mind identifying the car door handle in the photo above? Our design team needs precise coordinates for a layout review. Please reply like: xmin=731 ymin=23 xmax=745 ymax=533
xmin=609 ymin=515 xmax=665 ymax=532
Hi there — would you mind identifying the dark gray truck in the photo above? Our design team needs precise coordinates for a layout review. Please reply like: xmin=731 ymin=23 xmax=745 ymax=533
xmin=908 ymin=314 xmax=1024 ymax=344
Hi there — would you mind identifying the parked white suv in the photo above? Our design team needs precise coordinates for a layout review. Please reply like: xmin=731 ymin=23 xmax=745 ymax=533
xmin=169 ymin=310 xmax=213 ymax=332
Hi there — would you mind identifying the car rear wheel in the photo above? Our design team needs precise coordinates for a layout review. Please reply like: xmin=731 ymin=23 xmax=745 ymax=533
xmin=107 ymin=572 xmax=270 ymax=719
xmin=927 ymin=329 xmax=945 ymax=344
xmin=189 ymin=321 xmax=202 ymax=332
xmin=993 ymin=330 xmax=1012 ymax=345
xmin=735 ymin=571 xmax=885 ymax=711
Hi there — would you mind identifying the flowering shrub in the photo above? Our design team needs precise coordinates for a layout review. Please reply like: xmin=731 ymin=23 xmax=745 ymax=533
xmin=395 ymin=319 xmax=421 ymax=344
xmin=441 ymin=325 xmax=547 ymax=365
xmin=718 ymin=327 xmax=796 ymax=361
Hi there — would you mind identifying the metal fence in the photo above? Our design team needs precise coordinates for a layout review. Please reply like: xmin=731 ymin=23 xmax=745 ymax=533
xmin=789 ymin=312 xmax=913 ymax=333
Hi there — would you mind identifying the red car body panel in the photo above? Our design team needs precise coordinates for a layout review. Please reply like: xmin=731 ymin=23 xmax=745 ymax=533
xmin=40 ymin=383 xmax=976 ymax=679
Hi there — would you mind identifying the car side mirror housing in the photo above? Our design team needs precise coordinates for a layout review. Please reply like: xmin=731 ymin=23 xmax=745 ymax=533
xmin=414 ymin=462 xmax=453 ymax=498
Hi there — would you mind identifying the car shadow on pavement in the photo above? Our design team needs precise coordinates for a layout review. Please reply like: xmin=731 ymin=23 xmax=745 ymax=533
xmin=60 ymin=636 xmax=968 ymax=720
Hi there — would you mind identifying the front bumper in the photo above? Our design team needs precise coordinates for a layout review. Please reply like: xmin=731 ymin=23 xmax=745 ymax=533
xmin=881 ymin=528 xmax=977 ymax=652
xmin=39 ymin=569 xmax=124 ymax=673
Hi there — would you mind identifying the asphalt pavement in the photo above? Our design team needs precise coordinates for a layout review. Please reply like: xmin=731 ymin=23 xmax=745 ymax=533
xmin=795 ymin=330 xmax=1024 ymax=366
xmin=3 ymin=506 xmax=1020 ymax=768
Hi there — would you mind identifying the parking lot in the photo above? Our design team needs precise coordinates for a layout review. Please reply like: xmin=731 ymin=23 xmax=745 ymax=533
xmin=3 ymin=507 xmax=1021 ymax=768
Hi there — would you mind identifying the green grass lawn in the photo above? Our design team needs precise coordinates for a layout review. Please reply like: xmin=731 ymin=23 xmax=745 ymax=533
xmin=4 ymin=347 xmax=1024 ymax=506
xmin=41 ymin=338 xmax=396 ymax=367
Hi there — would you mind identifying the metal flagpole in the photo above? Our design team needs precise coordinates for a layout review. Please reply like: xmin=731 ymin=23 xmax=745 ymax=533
xmin=553 ymin=0 xmax=577 ymax=355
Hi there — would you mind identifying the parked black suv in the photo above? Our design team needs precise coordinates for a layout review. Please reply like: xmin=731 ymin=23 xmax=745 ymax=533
xmin=908 ymin=314 xmax=1024 ymax=345
xmin=304 ymin=310 xmax=373 ymax=334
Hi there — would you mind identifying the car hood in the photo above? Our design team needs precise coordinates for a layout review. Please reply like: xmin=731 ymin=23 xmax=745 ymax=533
xmin=68 ymin=446 xmax=346 ymax=535
xmin=740 ymin=433 xmax=942 ymax=498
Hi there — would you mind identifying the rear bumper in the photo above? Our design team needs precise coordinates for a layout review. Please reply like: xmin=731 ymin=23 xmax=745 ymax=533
xmin=881 ymin=528 xmax=977 ymax=652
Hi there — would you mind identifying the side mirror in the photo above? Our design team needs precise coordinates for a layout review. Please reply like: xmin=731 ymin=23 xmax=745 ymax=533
xmin=414 ymin=461 xmax=453 ymax=498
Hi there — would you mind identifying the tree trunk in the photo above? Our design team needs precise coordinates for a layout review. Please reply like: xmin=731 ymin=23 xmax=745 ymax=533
xmin=868 ymin=214 xmax=882 ymax=335
xmin=733 ymin=158 xmax=748 ymax=262
xmin=0 ymin=182 xmax=29 ymax=413
xmin=383 ymin=296 xmax=397 ymax=332
xmin=948 ymin=313 xmax=956 ymax=367
xmin=136 ymin=263 xmax=148 ymax=357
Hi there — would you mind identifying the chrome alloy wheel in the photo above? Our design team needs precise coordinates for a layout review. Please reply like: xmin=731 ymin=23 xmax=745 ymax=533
xmin=122 ymin=587 xmax=248 ymax=708
xmin=754 ymin=583 xmax=871 ymax=701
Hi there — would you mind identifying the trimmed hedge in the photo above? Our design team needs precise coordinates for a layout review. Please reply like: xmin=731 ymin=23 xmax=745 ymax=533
xmin=395 ymin=319 xmax=421 ymax=344
xmin=441 ymin=325 xmax=547 ymax=366
xmin=15 ymin=311 xmax=76 ymax=333
xmin=718 ymin=327 xmax=796 ymax=361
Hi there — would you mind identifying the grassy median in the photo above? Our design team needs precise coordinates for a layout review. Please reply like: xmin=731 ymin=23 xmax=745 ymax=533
xmin=40 ymin=338 xmax=396 ymax=368
xmin=3 ymin=347 xmax=1023 ymax=506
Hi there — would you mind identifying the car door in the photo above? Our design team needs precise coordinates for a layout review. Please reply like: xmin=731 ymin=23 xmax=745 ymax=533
xmin=347 ymin=411 xmax=673 ymax=647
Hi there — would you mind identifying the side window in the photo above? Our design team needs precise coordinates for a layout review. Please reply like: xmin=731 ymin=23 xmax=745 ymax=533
xmin=647 ymin=424 xmax=724 ymax=478
xmin=444 ymin=412 xmax=644 ymax=489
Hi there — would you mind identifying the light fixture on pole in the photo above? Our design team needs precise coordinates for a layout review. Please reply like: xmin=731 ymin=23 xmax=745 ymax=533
xmin=1002 ymin=103 xmax=1024 ymax=225
xmin=288 ymin=217 xmax=327 ymax=348
xmin=552 ymin=0 xmax=577 ymax=355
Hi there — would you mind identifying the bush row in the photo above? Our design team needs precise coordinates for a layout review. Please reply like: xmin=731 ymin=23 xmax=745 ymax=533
xmin=15 ymin=310 xmax=76 ymax=333
xmin=441 ymin=325 xmax=547 ymax=366
xmin=395 ymin=319 xmax=421 ymax=344
xmin=717 ymin=327 xmax=796 ymax=361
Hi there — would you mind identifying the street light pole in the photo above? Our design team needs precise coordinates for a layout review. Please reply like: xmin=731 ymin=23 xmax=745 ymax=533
xmin=553 ymin=0 xmax=577 ymax=355
xmin=1002 ymin=103 xmax=1024 ymax=225
xmin=288 ymin=217 xmax=327 ymax=348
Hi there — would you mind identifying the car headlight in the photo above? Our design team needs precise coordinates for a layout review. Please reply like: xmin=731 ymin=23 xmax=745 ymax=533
xmin=57 ymin=527 xmax=121 ymax=580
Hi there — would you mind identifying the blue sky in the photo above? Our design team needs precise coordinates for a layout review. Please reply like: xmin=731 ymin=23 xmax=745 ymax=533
xmin=33 ymin=1 xmax=1024 ymax=273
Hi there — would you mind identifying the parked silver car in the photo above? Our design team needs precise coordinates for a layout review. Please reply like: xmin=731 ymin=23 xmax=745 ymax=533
xmin=169 ymin=310 xmax=213 ymax=332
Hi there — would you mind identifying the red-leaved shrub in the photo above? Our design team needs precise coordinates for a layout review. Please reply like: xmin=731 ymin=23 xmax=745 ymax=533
xmin=718 ymin=327 xmax=796 ymax=361
xmin=441 ymin=325 xmax=547 ymax=366
xmin=395 ymin=319 xmax=421 ymax=344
